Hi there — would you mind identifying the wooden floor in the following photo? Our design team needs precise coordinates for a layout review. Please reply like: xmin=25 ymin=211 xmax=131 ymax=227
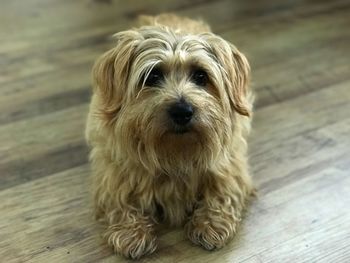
xmin=1 ymin=0 xmax=350 ymax=262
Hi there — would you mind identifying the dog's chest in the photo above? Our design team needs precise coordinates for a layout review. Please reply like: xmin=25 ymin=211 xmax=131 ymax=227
xmin=152 ymin=175 xmax=199 ymax=225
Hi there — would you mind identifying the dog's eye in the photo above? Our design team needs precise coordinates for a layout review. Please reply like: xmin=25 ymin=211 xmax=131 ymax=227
xmin=144 ymin=68 xmax=164 ymax=87
xmin=191 ymin=69 xmax=209 ymax=86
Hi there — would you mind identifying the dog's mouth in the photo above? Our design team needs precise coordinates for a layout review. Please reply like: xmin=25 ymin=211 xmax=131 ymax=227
xmin=172 ymin=125 xmax=191 ymax=134
xmin=167 ymin=121 xmax=198 ymax=134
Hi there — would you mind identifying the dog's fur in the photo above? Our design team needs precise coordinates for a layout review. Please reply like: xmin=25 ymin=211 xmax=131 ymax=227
xmin=86 ymin=14 xmax=254 ymax=259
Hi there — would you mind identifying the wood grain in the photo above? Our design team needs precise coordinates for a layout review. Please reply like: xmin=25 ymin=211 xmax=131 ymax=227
xmin=0 ymin=0 xmax=349 ymax=262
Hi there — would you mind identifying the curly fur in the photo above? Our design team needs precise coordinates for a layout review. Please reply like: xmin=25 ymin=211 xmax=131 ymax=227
xmin=85 ymin=14 xmax=254 ymax=259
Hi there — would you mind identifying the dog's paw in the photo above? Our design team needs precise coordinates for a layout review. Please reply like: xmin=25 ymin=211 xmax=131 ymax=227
xmin=105 ymin=223 xmax=157 ymax=259
xmin=186 ymin=218 xmax=234 ymax=251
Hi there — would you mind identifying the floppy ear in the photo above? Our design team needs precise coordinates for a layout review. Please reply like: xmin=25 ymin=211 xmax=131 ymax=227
xmin=92 ymin=30 xmax=141 ymax=119
xmin=203 ymin=34 xmax=252 ymax=116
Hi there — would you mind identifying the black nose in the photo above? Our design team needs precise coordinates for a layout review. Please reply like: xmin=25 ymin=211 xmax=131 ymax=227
xmin=168 ymin=100 xmax=194 ymax=126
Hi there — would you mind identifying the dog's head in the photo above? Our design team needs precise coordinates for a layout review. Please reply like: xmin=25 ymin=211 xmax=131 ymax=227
xmin=92 ymin=26 xmax=252 ymax=173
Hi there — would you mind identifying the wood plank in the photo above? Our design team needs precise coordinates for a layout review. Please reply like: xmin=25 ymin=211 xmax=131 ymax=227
xmin=0 ymin=165 xmax=106 ymax=263
xmin=250 ymin=80 xmax=350 ymax=188
xmin=0 ymin=104 xmax=88 ymax=163
xmin=0 ymin=105 xmax=88 ymax=189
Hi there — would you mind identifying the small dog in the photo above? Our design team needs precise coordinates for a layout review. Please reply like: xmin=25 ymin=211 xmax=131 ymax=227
xmin=86 ymin=14 xmax=254 ymax=259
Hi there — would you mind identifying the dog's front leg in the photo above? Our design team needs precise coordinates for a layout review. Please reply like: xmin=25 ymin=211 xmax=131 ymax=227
xmin=104 ymin=209 xmax=157 ymax=259
xmin=93 ymin=160 xmax=157 ymax=259
xmin=186 ymin=170 xmax=252 ymax=250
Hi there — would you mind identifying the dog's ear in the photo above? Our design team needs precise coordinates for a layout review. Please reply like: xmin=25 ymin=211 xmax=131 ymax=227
xmin=92 ymin=30 xmax=141 ymax=118
xmin=203 ymin=34 xmax=252 ymax=116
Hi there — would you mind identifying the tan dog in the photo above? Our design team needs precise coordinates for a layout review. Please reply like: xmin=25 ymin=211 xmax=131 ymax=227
xmin=86 ymin=14 xmax=254 ymax=259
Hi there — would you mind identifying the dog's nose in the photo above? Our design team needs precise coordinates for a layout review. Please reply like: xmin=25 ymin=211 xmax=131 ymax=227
xmin=168 ymin=100 xmax=194 ymax=126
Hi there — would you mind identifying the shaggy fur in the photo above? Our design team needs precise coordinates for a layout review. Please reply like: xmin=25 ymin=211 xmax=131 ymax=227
xmin=85 ymin=14 xmax=254 ymax=259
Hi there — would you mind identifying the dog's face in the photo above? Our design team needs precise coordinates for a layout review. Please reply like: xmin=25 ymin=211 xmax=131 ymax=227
xmin=93 ymin=26 xmax=251 ymax=173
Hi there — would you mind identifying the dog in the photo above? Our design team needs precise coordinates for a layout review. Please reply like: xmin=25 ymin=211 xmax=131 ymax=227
xmin=85 ymin=14 xmax=254 ymax=259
